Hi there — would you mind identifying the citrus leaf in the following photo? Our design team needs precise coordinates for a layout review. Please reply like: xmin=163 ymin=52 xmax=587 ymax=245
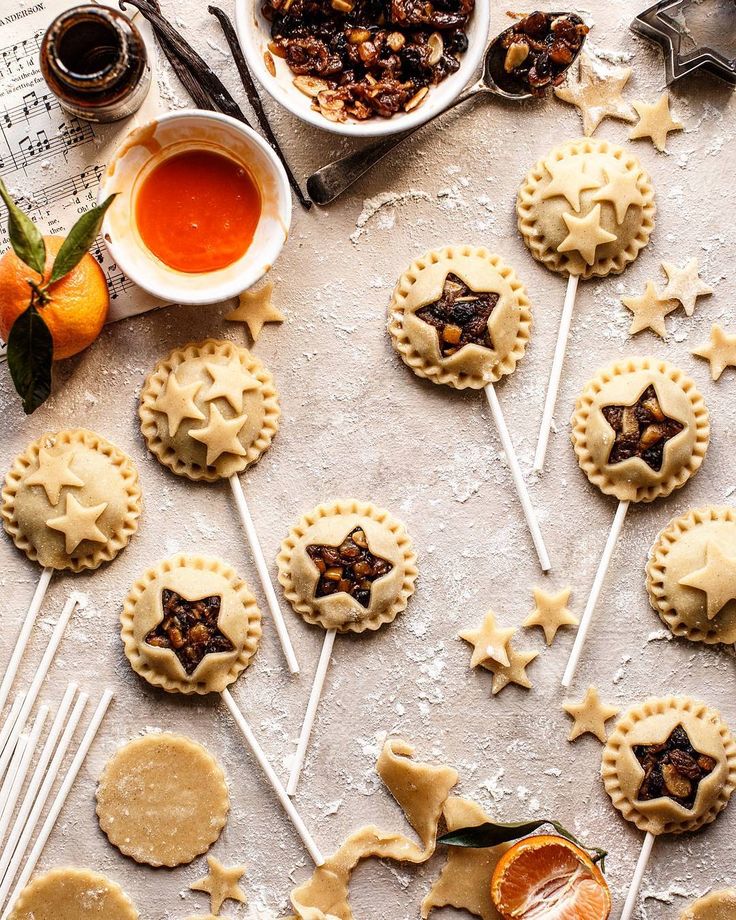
xmin=49 ymin=194 xmax=116 ymax=283
xmin=0 ymin=178 xmax=46 ymax=275
xmin=6 ymin=303 xmax=53 ymax=414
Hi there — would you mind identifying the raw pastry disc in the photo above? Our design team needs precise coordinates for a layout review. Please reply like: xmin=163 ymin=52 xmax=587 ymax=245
xmin=9 ymin=867 xmax=138 ymax=920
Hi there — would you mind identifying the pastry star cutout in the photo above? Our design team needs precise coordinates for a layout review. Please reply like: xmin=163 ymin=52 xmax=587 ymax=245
xmin=153 ymin=373 xmax=205 ymax=437
xmin=562 ymin=686 xmax=619 ymax=742
xmin=522 ymin=587 xmax=578 ymax=646
xmin=679 ymin=542 xmax=736 ymax=620
xmin=629 ymin=93 xmax=683 ymax=152
xmin=554 ymin=52 xmax=636 ymax=136
xmin=540 ymin=158 xmax=600 ymax=212
xmin=190 ymin=856 xmax=247 ymax=914
xmin=203 ymin=355 xmax=259 ymax=413
xmin=226 ymin=281 xmax=285 ymax=342
xmin=591 ymin=167 xmax=647 ymax=224
xmin=46 ymin=493 xmax=108 ymax=553
xmin=622 ymin=281 xmax=678 ymax=339
xmin=558 ymin=204 xmax=617 ymax=266
xmin=24 ymin=448 xmax=84 ymax=505
xmin=189 ymin=405 xmax=248 ymax=466
xmin=459 ymin=610 xmax=514 ymax=668
xmin=661 ymin=258 xmax=712 ymax=316
xmin=480 ymin=644 xmax=537 ymax=695
xmin=693 ymin=324 xmax=736 ymax=381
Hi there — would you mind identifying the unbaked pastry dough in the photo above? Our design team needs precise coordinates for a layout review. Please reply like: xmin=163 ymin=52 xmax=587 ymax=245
xmin=522 ymin=586 xmax=578 ymax=645
xmin=190 ymin=856 xmax=247 ymax=913
xmin=629 ymin=93 xmax=683 ymax=152
xmin=680 ymin=889 xmax=736 ymax=920
xmin=2 ymin=429 xmax=141 ymax=572
xmin=459 ymin=610 xmax=514 ymax=667
xmin=96 ymin=733 xmax=229 ymax=867
xmin=8 ymin=867 xmax=138 ymax=920
xmin=226 ymin=282 xmax=285 ymax=341
xmin=387 ymin=245 xmax=532 ymax=389
xmin=554 ymin=53 xmax=636 ymax=136
xmin=571 ymin=356 xmax=709 ymax=503
xmin=661 ymin=258 xmax=712 ymax=316
xmin=602 ymin=696 xmax=736 ymax=836
xmin=480 ymin=644 xmax=537 ymax=695
xmin=622 ymin=281 xmax=677 ymax=339
xmin=139 ymin=339 xmax=280 ymax=481
xmin=277 ymin=500 xmax=417 ymax=633
xmin=517 ymin=137 xmax=655 ymax=279
xmin=121 ymin=554 xmax=261 ymax=695
xmin=563 ymin=686 xmax=619 ymax=742
xmin=647 ymin=506 xmax=736 ymax=645
xmin=693 ymin=325 xmax=736 ymax=382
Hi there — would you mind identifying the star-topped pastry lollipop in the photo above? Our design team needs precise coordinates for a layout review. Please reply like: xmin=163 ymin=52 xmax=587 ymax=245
xmin=517 ymin=137 xmax=656 ymax=470
xmin=139 ymin=338 xmax=298 ymax=673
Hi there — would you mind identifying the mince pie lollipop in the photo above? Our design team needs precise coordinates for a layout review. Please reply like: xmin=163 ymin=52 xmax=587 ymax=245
xmin=388 ymin=245 xmax=550 ymax=572
xmin=277 ymin=500 xmax=417 ymax=793
xmin=139 ymin=338 xmax=297 ymax=673
xmin=602 ymin=696 xmax=736 ymax=920
xmin=517 ymin=137 xmax=656 ymax=469
xmin=563 ymin=357 xmax=709 ymax=686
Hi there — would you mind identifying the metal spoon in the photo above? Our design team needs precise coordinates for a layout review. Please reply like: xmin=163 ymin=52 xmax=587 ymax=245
xmin=307 ymin=13 xmax=586 ymax=206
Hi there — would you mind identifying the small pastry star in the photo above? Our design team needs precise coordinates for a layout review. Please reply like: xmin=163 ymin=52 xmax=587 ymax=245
xmin=629 ymin=93 xmax=684 ymax=152
xmin=622 ymin=281 xmax=678 ymax=339
xmin=693 ymin=324 xmax=736 ymax=381
xmin=481 ymin=644 xmax=537 ymax=695
xmin=226 ymin=281 xmax=285 ymax=342
xmin=558 ymin=205 xmax=617 ymax=266
xmin=190 ymin=856 xmax=247 ymax=914
xmin=458 ymin=610 xmax=515 ymax=668
xmin=46 ymin=493 xmax=108 ymax=553
xmin=23 ymin=448 xmax=84 ymax=505
xmin=679 ymin=542 xmax=736 ymax=620
xmin=660 ymin=258 xmax=712 ymax=317
xmin=153 ymin=372 xmax=205 ymax=437
xmin=203 ymin=354 xmax=259 ymax=413
xmin=554 ymin=52 xmax=637 ymax=136
xmin=562 ymin=686 xmax=619 ymax=742
xmin=522 ymin=586 xmax=578 ymax=646
xmin=540 ymin=158 xmax=600 ymax=212
xmin=591 ymin=166 xmax=647 ymax=224
xmin=189 ymin=405 xmax=248 ymax=466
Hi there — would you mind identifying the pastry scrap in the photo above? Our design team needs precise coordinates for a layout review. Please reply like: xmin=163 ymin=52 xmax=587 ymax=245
xmin=8 ymin=867 xmax=139 ymax=920
xmin=680 ymin=889 xmax=736 ymax=920
xmin=647 ymin=506 xmax=736 ymax=645
xmin=1 ymin=429 xmax=141 ymax=572
xmin=481 ymin=643 xmax=538 ymax=695
xmin=660 ymin=258 xmax=712 ymax=316
xmin=629 ymin=93 xmax=684 ymax=152
xmin=190 ymin=856 xmax=247 ymax=914
xmin=226 ymin=281 xmax=285 ymax=342
xmin=522 ymin=586 xmax=577 ymax=645
xmin=96 ymin=733 xmax=230 ymax=867
xmin=563 ymin=686 xmax=619 ymax=743
xmin=621 ymin=281 xmax=677 ymax=339
xmin=459 ymin=609 xmax=514 ymax=667
xmin=553 ymin=52 xmax=637 ymax=135
xmin=693 ymin=324 xmax=736 ymax=381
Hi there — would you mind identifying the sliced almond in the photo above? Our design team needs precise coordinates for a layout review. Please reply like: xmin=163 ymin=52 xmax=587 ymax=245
xmin=263 ymin=50 xmax=276 ymax=77
xmin=404 ymin=86 xmax=428 ymax=112
xmin=504 ymin=40 xmax=529 ymax=72
xmin=427 ymin=32 xmax=443 ymax=66
xmin=294 ymin=75 xmax=330 ymax=97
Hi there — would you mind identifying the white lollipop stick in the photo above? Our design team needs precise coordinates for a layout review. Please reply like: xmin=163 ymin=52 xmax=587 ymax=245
xmin=484 ymin=384 xmax=551 ymax=573
xmin=534 ymin=274 xmax=579 ymax=472
xmin=0 ymin=698 xmax=26 ymax=767
xmin=619 ymin=832 xmax=656 ymax=920
xmin=221 ymin=688 xmax=324 ymax=866
xmin=1 ymin=688 xmax=111 ymax=920
xmin=0 ymin=739 xmax=27 ymax=831
xmin=0 ymin=568 xmax=53 ymax=717
xmin=229 ymin=475 xmax=300 ymax=675
xmin=287 ymin=628 xmax=336 ymax=796
xmin=562 ymin=500 xmax=630 ymax=688
xmin=0 ymin=707 xmax=48 ymax=837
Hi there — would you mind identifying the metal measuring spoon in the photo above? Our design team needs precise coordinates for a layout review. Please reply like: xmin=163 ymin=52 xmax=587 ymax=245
xmin=307 ymin=12 xmax=587 ymax=206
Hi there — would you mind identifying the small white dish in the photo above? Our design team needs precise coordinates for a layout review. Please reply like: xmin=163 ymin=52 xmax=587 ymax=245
xmin=234 ymin=0 xmax=490 ymax=138
xmin=99 ymin=110 xmax=291 ymax=305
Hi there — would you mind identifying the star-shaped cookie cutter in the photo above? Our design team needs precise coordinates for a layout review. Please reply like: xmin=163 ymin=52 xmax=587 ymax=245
xmin=631 ymin=0 xmax=736 ymax=86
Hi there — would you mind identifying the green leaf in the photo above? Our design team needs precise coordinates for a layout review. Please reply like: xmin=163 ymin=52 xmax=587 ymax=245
xmin=438 ymin=819 xmax=608 ymax=872
xmin=0 ymin=179 xmax=46 ymax=275
xmin=49 ymin=194 xmax=116 ymax=283
xmin=6 ymin=303 xmax=53 ymax=414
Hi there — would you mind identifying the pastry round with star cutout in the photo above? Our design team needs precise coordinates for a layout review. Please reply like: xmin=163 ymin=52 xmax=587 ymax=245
xmin=571 ymin=356 xmax=709 ymax=503
xmin=139 ymin=339 xmax=280 ymax=481
xmin=277 ymin=500 xmax=417 ymax=633
xmin=121 ymin=554 xmax=262 ymax=695
xmin=517 ymin=137 xmax=655 ymax=279
xmin=1 ymin=429 xmax=141 ymax=572
xmin=387 ymin=245 xmax=532 ymax=389
xmin=8 ymin=867 xmax=139 ymax=920
xmin=602 ymin=696 xmax=736 ymax=836
xmin=647 ymin=506 xmax=736 ymax=645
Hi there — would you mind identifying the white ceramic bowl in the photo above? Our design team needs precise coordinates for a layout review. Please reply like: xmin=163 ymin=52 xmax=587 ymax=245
xmin=99 ymin=110 xmax=291 ymax=305
xmin=235 ymin=0 xmax=490 ymax=138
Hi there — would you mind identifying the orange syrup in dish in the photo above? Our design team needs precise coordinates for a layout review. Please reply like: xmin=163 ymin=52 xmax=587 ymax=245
xmin=135 ymin=148 xmax=262 ymax=273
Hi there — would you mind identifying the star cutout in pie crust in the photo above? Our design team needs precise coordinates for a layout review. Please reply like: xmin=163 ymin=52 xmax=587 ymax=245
xmin=629 ymin=93 xmax=683 ymax=152
xmin=46 ymin=493 xmax=108 ymax=553
xmin=563 ymin=686 xmax=619 ymax=742
xmin=459 ymin=610 xmax=515 ymax=668
xmin=601 ymin=384 xmax=684 ymax=472
xmin=679 ymin=542 xmax=736 ymax=621
xmin=540 ymin=158 xmax=600 ymax=212
xmin=693 ymin=324 xmax=736 ymax=381
xmin=226 ymin=281 xmax=285 ymax=342
xmin=661 ymin=258 xmax=712 ymax=317
xmin=591 ymin=166 xmax=647 ymax=224
xmin=146 ymin=589 xmax=234 ymax=676
xmin=622 ymin=281 xmax=678 ymax=339
xmin=152 ymin=372 xmax=205 ymax=437
xmin=554 ymin=52 xmax=637 ymax=136
xmin=522 ymin=587 xmax=578 ymax=646
xmin=480 ymin=643 xmax=537 ymax=695
xmin=558 ymin=205 xmax=617 ymax=266
xmin=23 ymin=448 xmax=84 ymax=505
xmin=189 ymin=405 xmax=248 ymax=467
xmin=203 ymin=355 xmax=259 ymax=413
xmin=190 ymin=856 xmax=247 ymax=914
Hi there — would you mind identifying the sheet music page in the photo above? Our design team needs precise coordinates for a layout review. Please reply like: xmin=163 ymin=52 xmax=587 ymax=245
xmin=0 ymin=0 xmax=168 ymax=358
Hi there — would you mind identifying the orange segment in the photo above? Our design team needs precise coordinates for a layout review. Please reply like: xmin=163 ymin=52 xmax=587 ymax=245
xmin=491 ymin=835 xmax=611 ymax=920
